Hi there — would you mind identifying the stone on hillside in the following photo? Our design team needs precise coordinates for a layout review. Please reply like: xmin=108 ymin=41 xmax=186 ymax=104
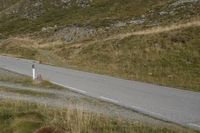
xmin=159 ymin=11 xmax=168 ymax=15
xmin=171 ymin=0 xmax=199 ymax=6
xmin=129 ymin=18 xmax=146 ymax=25
xmin=48 ymin=26 xmax=96 ymax=43
xmin=114 ymin=22 xmax=127 ymax=27
xmin=76 ymin=0 xmax=93 ymax=7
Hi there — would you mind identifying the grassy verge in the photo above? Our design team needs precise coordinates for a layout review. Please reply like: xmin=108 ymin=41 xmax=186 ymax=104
xmin=0 ymin=87 xmax=56 ymax=98
xmin=0 ymin=100 xmax=198 ymax=133
xmin=0 ymin=68 xmax=65 ymax=90
xmin=0 ymin=68 xmax=33 ymax=84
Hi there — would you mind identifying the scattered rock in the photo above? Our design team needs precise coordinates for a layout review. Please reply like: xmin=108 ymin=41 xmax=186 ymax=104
xmin=1 ymin=0 xmax=93 ymax=19
xmin=51 ymin=0 xmax=92 ymax=8
xmin=128 ymin=18 xmax=146 ymax=25
xmin=159 ymin=11 xmax=168 ymax=16
xmin=41 ymin=27 xmax=47 ymax=32
xmin=141 ymin=15 xmax=146 ymax=18
xmin=171 ymin=0 xmax=199 ymax=7
xmin=113 ymin=22 xmax=127 ymax=27
xmin=148 ymin=72 xmax=153 ymax=76
xmin=167 ymin=75 xmax=173 ymax=78
xmin=169 ymin=11 xmax=176 ymax=15
xmin=46 ymin=26 xmax=96 ymax=43
xmin=41 ymin=25 xmax=58 ymax=32
xmin=76 ymin=0 xmax=93 ymax=7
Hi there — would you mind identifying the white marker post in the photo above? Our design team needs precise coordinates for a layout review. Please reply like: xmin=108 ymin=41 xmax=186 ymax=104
xmin=32 ymin=64 xmax=36 ymax=80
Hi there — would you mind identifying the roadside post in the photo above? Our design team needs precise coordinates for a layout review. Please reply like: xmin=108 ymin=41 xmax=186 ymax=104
xmin=32 ymin=64 xmax=36 ymax=80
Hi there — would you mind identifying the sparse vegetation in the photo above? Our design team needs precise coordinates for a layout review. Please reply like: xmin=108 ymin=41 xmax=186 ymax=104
xmin=0 ymin=68 xmax=62 ymax=90
xmin=0 ymin=87 xmax=56 ymax=98
xmin=0 ymin=68 xmax=33 ymax=84
xmin=0 ymin=100 xmax=198 ymax=133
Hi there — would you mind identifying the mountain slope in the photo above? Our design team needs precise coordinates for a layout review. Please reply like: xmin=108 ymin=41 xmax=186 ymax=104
xmin=1 ymin=0 xmax=196 ymax=36
xmin=0 ymin=0 xmax=200 ymax=91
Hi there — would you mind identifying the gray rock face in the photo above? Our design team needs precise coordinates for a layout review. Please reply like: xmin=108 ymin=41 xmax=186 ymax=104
xmin=76 ymin=0 xmax=93 ymax=7
xmin=128 ymin=18 xmax=146 ymax=25
xmin=22 ymin=0 xmax=44 ymax=19
xmin=47 ymin=26 xmax=96 ymax=43
xmin=171 ymin=0 xmax=199 ymax=6
xmin=113 ymin=22 xmax=127 ymax=27
xmin=50 ymin=0 xmax=92 ymax=8
xmin=2 ymin=0 xmax=45 ymax=19
xmin=159 ymin=11 xmax=168 ymax=16
xmin=1 ymin=0 xmax=93 ymax=19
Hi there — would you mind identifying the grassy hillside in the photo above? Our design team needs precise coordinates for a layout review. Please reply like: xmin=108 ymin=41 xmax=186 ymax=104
xmin=0 ymin=0 xmax=20 ymax=11
xmin=0 ymin=0 xmax=199 ymax=36
xmin=0 ymin=0 xmax=199 ymax=91
xmin=0 ymin=0 xmax=194 ymax=36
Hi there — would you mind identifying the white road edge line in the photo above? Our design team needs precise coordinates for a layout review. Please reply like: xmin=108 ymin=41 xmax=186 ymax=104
xmin=100 ymin=96 xmax=119 ymax=104
xmin=131 ymin=105 xmax=166 ymax=119
xmin=51 ymin=81 xmax=87 ymax=94
xmin=51 ymin=81 xmax=166 ymax=121
xmin=188 ymin=123 xmax=200 ymax=129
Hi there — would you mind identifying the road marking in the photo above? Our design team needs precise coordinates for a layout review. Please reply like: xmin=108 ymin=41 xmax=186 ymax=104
xmin=131 ymin=105 xmax=166 ymax=119
xmin=188 ymin=123 xmax=200 ymax=129
xmin=51 ymin=81 xmax=87 ymax=94
xmin=100 ymin=96 xmax=119 ymax=104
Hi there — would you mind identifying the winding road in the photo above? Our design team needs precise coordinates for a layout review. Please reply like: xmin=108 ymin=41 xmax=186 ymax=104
xmin=0 ymin=55 xmax=200 ymax=130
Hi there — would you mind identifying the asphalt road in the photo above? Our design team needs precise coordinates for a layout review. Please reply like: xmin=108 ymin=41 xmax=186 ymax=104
xmin=0 ymin=55 xmax=200 ymax=129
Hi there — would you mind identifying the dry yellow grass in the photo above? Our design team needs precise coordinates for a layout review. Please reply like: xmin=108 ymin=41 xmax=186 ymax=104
xmin=37 ymin=19 xmax=200 ymax=51
xmin=103 ymin=19 xmax=200 ymax=41
xmin=0 ymin=100 xmax=198 ymax=133
xmin=1 ymin=19 xmax=200 ymax=49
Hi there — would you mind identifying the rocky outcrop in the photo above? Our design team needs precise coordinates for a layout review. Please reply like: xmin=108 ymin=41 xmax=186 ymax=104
xmin=0 ymin=0 xmax=44 ymax=19
xmin=0 ymin=0 xmax=93 ymax=19
xmin=50 ymin=0 xmax=92 ymax=8
xmin=171 ymin=0 xmax=199 ymax=6
xmin=41 ymin=26 xmax=96 ymax=43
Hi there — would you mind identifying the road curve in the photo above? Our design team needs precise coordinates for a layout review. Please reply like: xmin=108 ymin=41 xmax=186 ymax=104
xmin=0 ymin=55 xmax=200 ymax=130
